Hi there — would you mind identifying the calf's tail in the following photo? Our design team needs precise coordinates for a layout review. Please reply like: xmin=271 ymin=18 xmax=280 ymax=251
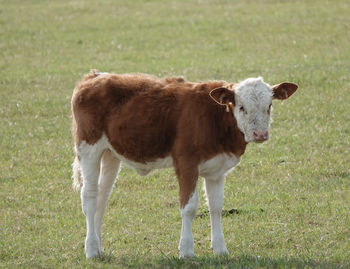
xmin=72 ymin=155 xmax=83 ymax=191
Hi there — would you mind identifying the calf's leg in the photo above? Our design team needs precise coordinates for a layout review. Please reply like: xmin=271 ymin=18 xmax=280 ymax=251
xmin=78 ymin=141 xmax=105 ymax=258
xmin=175 ymin=160 xmax=199 ymax=258
xmin=95 ymin=150 xmax=121 ymax=245
xmin=204 ymin=176 xmax=229 ymax=255
xmin=179 ymin=184 xmax=198 ymax=258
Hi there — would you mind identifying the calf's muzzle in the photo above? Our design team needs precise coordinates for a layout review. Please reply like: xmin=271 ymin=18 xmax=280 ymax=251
xmin=253 ymin=131 xmax=269 ymax=142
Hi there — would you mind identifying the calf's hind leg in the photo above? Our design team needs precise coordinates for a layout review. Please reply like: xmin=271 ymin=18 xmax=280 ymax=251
xmin=95 ymin=150 xmax=121 ymax=245
xmin=78 ymin=140 xmax=106 ymax=258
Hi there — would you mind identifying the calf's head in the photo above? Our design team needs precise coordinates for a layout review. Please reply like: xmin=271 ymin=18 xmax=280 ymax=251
xmin=210 ymin=77 xmax=298 ymax=143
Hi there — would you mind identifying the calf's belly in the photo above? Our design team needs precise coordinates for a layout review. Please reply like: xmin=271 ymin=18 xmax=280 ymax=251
xmin=113 ymin=152 xmax=173 ymax=176
xmin=106 ymin=136 xmax=240 ymax=179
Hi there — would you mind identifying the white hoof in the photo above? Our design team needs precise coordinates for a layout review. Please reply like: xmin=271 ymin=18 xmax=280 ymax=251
xmin=178 ymin=238 xmax=194 ymax=258
xmin=214 ymin=247 xmax=229 ymax=255
xmin=85 ymin=236 xmax=101 ymax=259
xmin=212 ymin=240 xmax=229 ymax=255
xmin=179 ymin=251 xmax=194 ymax=258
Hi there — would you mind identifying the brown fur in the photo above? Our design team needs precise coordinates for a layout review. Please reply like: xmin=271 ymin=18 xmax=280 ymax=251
xmin=72 ymin=70 xmax=247 ymax=208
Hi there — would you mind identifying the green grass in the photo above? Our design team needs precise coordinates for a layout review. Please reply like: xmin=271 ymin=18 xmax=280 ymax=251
xmin=1 ymin=0 xmax=350 ymax=268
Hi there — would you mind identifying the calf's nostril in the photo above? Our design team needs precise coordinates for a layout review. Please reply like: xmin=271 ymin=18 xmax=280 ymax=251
xmin=253 ymin=131 xmax=269 ymax=140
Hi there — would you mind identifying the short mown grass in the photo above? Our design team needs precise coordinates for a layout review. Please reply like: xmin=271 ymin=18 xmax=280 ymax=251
xmin=1 ymin=0 xmax=350 ymax=268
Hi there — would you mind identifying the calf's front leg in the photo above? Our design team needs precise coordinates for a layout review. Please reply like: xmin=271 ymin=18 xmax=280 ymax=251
xmin=204 ymin=176 xmax=229 ymax=255
xmin=179 ymin=184 xmax=198 ymax=258
xmin=175 ymin=160 xmax=199 ymax=258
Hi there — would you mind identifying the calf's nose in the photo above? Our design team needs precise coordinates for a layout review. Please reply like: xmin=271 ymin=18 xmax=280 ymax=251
xmin=253 ymin=131 xmax=269 ymax=141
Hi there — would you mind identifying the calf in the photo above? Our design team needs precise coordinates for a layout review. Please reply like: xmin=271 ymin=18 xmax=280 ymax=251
xmin=71 ymin=70 xmax=298 ymax=258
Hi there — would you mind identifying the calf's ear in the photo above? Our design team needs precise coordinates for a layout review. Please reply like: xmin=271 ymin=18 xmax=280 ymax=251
xmin=272 ymin=82 xmax=298 ymax=100
xmin=209 ymin=87 xmax=235 ymax=105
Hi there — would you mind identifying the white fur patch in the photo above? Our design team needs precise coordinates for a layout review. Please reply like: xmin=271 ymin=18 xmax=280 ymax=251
xmin=233 ymin=77 xmax=273 ymax=142
xmin=93 ymin=71 xmax=110 ymax=76
xmin=199 ymin=153 xmax=240 ymax=179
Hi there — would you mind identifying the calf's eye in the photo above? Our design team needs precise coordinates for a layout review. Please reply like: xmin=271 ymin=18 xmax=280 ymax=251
xmin=240 ymin=106 xmax=245 ymax=113
xmin=267 ymin=104 xmax=272 ymax=114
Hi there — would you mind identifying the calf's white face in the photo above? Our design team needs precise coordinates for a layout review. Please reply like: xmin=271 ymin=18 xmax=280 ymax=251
xmin=233 ymin=77 xmax=273 ymax=142
xmin=210 ymin=77 xmax=298 ymax=143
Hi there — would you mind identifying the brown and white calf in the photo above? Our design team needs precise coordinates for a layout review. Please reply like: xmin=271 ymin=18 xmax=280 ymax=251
xmin=71 ymin=70 xmax=298 ymax=258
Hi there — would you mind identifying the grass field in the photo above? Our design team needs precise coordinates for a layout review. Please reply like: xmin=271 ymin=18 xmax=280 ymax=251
xmin=1 ymin=0 xmax=350 ymax=268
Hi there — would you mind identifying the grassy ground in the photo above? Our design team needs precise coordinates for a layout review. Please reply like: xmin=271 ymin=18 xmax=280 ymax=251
xmin=1 ymin=0 xmax=350 ymax=268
